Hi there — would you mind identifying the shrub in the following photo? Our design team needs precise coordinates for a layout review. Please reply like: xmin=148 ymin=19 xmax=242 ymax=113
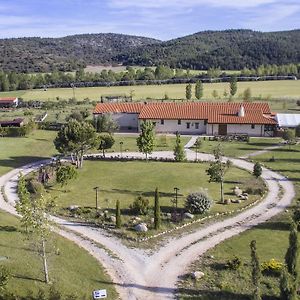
xmin=261 ymin=259 xmax=283 ymax=276
xmin=225 ymin=256 xmax=242 ymax=270
xmin=0 ymin=266 xmax=10 ymax=289
xmin=27 ymin=179 xmax=45 ymax=198
xmin=131 ymin=195 xmax=149 ymax=215
xmin=185 ymin=190 xmax=212 ymax=214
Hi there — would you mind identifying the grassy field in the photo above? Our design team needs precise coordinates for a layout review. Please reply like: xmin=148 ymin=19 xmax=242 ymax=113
xmin=177 ymin=143 xmax=300 ymax=300
xmin=0 ymin=210 xmax=118 ymax=299
xmin=1 ymin=81 xmax=299 ymax=107
xmin=47 ymin=160 xmax=258 ymax=211
xmin=0 ymin=130 xmax=57 ymax=176
xmin=193 ymin=137 xmax=282 ymax=158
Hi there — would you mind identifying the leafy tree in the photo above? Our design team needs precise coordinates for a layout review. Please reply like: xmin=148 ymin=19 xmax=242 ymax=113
xmin=206 ymin=145 xmax=232 ymax=203
xmin=295 ymin=124 xmax=300 ymax=138
xmin=115 ymin=200 xmax=121 ymax=229
xmin=283 ymin=129 xmax=296 ymax=149
xmin=154 ymin=188 xmax=161 ymax=230
xmin=54 ymin=120 xmax=98 ymax=168
xmin=173 ymin=132 xmax=186 ymax=162
xmin=250 ymin=240 xmax=262 ymax=300
xmin=185 ymin=190 xmax=212 ymax=214
xmin=56 ymin=165 xmax=77 ymax=187
xmin=243 ymin=87 xmax=252 ymax=102
xmin=253 ymin=162 xmax=262 ymax=178
xmin=136 ymin=121 xmax=155 ymax=160
xmin=186 ymin=83 xmax=192 ymax=100
xmin=195 ymin=81 xmax=203 ymax=100
xmin=95 ymin=114 xmax=119 ymax=133
xmin=230 ymin=76 xmax=237 ymax=97
xmin=131 ymin=195 xmax=149 ymax=215
xmin=16 ymin=175 xmax=55 ymax=284
xmin=98 ymin=134 xmax=115 ymax=157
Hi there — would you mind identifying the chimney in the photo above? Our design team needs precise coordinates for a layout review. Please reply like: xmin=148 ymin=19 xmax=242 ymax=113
xmin=238 ymin=105 xmax=245 ymax=117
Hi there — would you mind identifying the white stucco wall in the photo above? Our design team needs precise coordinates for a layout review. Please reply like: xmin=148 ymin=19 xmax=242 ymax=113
xmin=206 ymin=124 xmax=271 ymax=137
xmin=95 ymin=113 xmax=139 ymax=129
xmin=141 ymin=119 xmax=206 ymax=134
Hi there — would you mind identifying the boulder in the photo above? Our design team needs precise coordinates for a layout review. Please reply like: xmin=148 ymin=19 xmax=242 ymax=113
xmin=234 ymin=188 xmax=243 ymax=197
xmin=166 ymin=213 xmax=172 ymax=219
xmin=150 ymin=217 xmax=155 ymax=224
xmin=68 ymin=205 xmax=79 ymax=211
xmin=110 ymin=216 xmax=116 ymax=223
xmin=183 ymin=212 xmax=194 ymax=219
xmin=134 ymin=223 xmax=148 ymax=232
xmin=231 ymin=199 xmax=241 ymax=204
xmin=191 ymin=271 xmax=205 ymax=280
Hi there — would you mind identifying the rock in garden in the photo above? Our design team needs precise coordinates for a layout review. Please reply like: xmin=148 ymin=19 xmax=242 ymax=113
xmin=234 ymin=188 xmax=243 ymax=197
xmin=183 ymin=212 xmax=194 ymax=219
xmin=166 ymin=213 xmax=172 ymax=219
xmin=134 ymin=223 xmax=148 ymax=232
xmin=191 ymin=271 xmax=204 ymax=280
xmin=110 ymin=216 xmax=116 ymax=223
xmin=68 ymin=205 xmax=79 ymax=211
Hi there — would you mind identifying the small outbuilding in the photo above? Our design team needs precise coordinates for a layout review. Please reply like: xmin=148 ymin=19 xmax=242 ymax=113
xmin=0 ymin=97 xmax=19 ymax=108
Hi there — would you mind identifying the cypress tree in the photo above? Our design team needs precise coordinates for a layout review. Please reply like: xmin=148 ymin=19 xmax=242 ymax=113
xmin=230 ymin=76 xmax=237 ymax=97
xmin=285 ymin=221 xmax=298 ymax=277
xmin=250 ymin=240 xmax=261 ymax=300
xmin=186 ymin=83 xmax=192 ymax=100
xmin=154 ymin=188 xmax=161 ymax=230
xmin=195 ymin=81 xmax=203 ymax=100
xmin=115 ymin=200 xmax=121 ymax=229
xmin=280 ymin=267 xmax=293 ymax=300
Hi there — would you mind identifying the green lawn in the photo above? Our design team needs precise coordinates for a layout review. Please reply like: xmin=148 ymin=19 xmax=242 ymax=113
xmin=1 ymin=81 xmax=299 ymax=106
xmin=0 ymin=210 xmax=118 ymax=299
xmin=194 ymin=137 xmax=282 ymax=158
xmin=0 ymin=130 xmax=57 ymax=176
xmin=177 ymin=143 xmax=300 ymax=300
xmin=47 ymin=160 xmax=259 ymax=212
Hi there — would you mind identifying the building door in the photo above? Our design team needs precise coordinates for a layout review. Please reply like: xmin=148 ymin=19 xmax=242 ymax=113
xmin=218 ymin=124 xmax=227 ymax=135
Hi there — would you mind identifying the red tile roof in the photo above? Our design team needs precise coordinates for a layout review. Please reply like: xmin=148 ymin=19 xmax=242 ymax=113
xmin=93 ymin=102 xmax=276 ymax=125
xmin=0 ymin=97 xmax=17 ymax=102
xmin=93 ymin=103 xmax=144 ymax=114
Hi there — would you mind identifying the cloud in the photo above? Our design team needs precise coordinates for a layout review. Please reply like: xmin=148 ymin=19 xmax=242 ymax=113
xmin=109 ymin=0 xmax=280 ymax=10
xmin=242 ymin=3 xmax=300 ymax=30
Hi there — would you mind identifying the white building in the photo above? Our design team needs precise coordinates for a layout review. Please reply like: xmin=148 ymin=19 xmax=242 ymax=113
xmin=93 ymin=102 xmax=277 ymax=137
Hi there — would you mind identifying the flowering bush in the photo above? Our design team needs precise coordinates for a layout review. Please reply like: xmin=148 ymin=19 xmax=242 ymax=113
xmin=261 ymin=259 xmax=283 ymax=276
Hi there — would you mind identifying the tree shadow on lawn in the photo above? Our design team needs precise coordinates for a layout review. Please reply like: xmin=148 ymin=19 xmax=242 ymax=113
xmin=0 ymin=225 xmax=17 ymax=232
xmin=254 ymin=221 xmax=290 ymax=231
xmin=13 ymin=273 xmax=45 ymax=283
xmin=0 ymin=156 xmax=50 ymax=169
xmin=101 ymin=188 xmax=179 ymax=198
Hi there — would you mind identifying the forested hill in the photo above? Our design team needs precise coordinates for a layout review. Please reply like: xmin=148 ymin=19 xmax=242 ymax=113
xmin=118 ymin=29 xmax=300 ymax=70
xmin=0 ymin=29 xmax=300 ymax=73
xmin=0 ymin=33 xmax=160 ymax=73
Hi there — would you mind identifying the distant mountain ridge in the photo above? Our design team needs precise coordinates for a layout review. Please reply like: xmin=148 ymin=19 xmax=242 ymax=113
xmin=0 ymin=29 xmax=299 ymax=72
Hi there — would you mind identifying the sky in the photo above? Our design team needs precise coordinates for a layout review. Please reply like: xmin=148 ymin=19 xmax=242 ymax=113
xmin=0 ymin=0 xmax=299 ymax=40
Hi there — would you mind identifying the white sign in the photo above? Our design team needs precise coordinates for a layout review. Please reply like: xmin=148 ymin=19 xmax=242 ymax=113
xmin=93 ymin=289 xmax=107 ymax=299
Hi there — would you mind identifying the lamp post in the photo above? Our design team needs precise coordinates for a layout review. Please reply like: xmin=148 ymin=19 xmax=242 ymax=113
xmin=120 ymin=141 xmax=123 ymax=158
xmin=174 ymin=187 xmax=179 ymax=209
xmin=93 ymin=186 xmax=100 ymax=213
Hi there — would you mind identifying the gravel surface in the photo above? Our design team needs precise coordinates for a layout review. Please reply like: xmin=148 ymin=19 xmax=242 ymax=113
xmin=0 ymin=147 xmax=295 ymax=300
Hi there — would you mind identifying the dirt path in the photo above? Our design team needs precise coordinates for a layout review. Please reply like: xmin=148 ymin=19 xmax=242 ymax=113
xmin=0 ymin=150 xmax=295 ymax=300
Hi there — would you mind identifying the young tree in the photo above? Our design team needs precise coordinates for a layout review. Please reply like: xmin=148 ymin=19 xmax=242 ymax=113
xmin=173 ymin=132 xmax=186 ymax=162
xmin=136 ymin=120 xmax=155 ymax=160
xmin=16 ymin=175 xmax=55 ymax=284
xmin=243 ymin=87 xmax=252 ymax=102
xmin=115 ymin=200 xmax=121 ymax=229
xmin=212 ymin=90 xmax=218 ymax=99
xmin=56 ymin=165 xmax=77 ymax=187
xmin=283 ymin=129 xmax=296 ymax=149
xmin=195 ymin=81 xmax=203 ymax=100
xmin=230 ymin=76 xmax=237 ymax=97
xmin=250 ymin=240 xmax=262 ymax=300
xmin=154 ymin=188 xmax=161 ymax=230
xmin=280 ymin=267 xmax=294 ymax=300
xmin=95 ymin=113 xmax=119 ymax=133
xmin=98 ymin=134 xmax=115 ymax=157
xmin=206 ymin=145 xmax=232 ymax=203
xmin=253 ymin=162 xmax=262 ymax=178
xmin=186 ymin=83 xmax=192 ymax=100
xmin=54 ymin=120 xmax=98 ymax=168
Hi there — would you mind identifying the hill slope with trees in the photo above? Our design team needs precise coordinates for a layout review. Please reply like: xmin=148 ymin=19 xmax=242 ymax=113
xmin=0 ymin=29 xmax=299 ymax=72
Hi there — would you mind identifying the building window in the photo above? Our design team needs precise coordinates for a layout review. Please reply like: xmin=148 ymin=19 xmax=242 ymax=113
xmin=152 ymin=122 xmax=156 ymax=126
xmin=161 ymin=119 xmax=164 ymax=125
xmin=186 ymin=122 xmax=190 ymax=129
xmin=251 ymin=124 xmax=255 ymax=129
xmin=204 ymin=120 xmax=207 ymax=125
xmin=178 ymin=119 xmax=181 ymax=125
xmin=195 ymin=122 xmax=199 ymax=129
